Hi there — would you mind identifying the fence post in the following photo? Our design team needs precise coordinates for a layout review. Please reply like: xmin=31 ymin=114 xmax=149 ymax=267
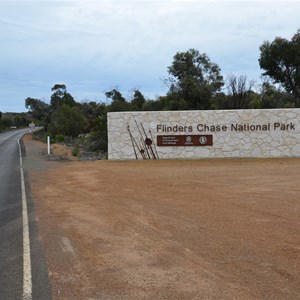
xmin=47 ymin=136 xmax=50 ymax=155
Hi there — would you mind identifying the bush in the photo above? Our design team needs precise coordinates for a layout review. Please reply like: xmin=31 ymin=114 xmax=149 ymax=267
xmin=72 ymin=147 xmax=79 ymax=157
xmin=32 ymin=128 xmax=46 ymax=141
xmin=55 ymin=134 xmax=65 ymax=143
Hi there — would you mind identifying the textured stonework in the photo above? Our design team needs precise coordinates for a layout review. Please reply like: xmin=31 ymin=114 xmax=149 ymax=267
xmin=107 ymin=109 xmax=300 ymax=160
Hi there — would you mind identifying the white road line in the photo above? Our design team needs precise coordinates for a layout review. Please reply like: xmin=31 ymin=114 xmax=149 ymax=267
xmin=18 ymin=137 xmax=32 ymax=300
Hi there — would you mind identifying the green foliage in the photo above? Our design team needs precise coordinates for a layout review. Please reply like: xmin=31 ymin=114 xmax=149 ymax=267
xmin=49 ymin=104 xmax=88 ymax=138
xmin=71 ymin=147 xmax=79 ymax=157
xmin=0 ymin=112 xmax=31 ymax=129
xmin=248 ymin=93 xmax=261 ymax=109
xmin=259 ymin=81 xmax=296 ymax=108
xmin=25 ymin=97 xmax=51 ymax=128
xmin=0 ymin=111 xmax=3 ymax=132
xmin=1 ymin=117 xmax=13 ymax=128
xmin=79 ymin=101 xmax=108 ymax=151
xmin=148 ymin=95 xmax=187 ymax=111
xmin=55 ymin=134 xmax=65 ymax=143
xmin=130 ymin=90 xmax=146 ymax=110
xmin=167 ymin=49 xmax=224 ymax=110
xmin=50 ymin=84 xmax=76 ymax=111
xmin=259 ymin=29 xmax=300 ymax=106
xmin=106 ymin=89 xmax=131 ymax=112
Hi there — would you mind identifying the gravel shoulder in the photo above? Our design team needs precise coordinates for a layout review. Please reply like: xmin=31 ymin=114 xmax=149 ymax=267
xmin=23 ymin=133 xmax=300 ymax=299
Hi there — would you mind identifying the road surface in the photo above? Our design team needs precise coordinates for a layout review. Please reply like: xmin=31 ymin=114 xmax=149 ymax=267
xmin=0 ymin=129 xmax=50 ymax=300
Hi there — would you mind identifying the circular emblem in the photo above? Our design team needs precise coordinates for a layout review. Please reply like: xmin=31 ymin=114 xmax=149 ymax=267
xmin=199 ymin=136 xmax=207 ymax=145
xmin=186 ymin=136 xmax=192 ymax=143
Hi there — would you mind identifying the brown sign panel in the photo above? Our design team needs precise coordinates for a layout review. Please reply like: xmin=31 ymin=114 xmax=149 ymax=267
xmin=157 ymin=135 xmax=213 ymax=146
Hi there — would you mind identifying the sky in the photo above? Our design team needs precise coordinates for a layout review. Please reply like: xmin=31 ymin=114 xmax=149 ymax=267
xmin=0 ymin=1 xmax=299 ymax=112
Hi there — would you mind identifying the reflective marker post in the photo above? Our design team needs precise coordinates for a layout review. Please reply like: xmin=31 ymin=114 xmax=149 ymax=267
xmin=47 ymin=136 xmax=50 ymax=155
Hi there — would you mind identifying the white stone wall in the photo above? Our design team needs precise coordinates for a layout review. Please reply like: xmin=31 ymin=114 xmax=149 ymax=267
xmin=107 ymin=109 xmax=300 ymax=160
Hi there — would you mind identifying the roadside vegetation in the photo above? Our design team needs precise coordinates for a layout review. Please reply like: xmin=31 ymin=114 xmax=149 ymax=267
xmin=0 ymin=111 xmax=31 ymax=133
xmin=2 ymin=29 xmax=299 ymax=157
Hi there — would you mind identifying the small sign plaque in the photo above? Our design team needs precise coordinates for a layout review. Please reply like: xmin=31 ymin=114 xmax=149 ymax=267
xmin=157 ymin=135 xmax=213 ymax=147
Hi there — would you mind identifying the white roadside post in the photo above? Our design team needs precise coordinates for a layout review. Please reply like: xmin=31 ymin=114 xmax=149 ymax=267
xmin=47 ymin=136 xmax=51 ymax=155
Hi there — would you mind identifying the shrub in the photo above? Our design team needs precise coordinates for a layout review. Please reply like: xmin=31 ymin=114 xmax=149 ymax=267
xmin=72 ymin=147 xmax=79 ymax=157
xmin=55 ymin=134 xmax=65 ymax=143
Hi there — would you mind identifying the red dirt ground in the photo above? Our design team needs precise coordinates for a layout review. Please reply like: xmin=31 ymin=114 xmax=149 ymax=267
xmin=24 ymin=134 xmax=300 ymax=299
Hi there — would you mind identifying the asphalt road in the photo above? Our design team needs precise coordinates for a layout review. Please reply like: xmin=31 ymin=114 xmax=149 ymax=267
xmin=0 ymin=129 xmax=51 ymax=300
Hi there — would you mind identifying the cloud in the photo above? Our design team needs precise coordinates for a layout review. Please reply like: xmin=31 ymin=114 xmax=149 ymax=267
xmin=0 ymin=1 xmax=300 ymax=111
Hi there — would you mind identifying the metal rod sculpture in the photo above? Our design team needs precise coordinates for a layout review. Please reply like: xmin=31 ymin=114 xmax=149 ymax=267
xmin=140 ymin=123 xmax=157 ymax=159
xmin=128 ymin=119 xmax=159 ymax=160
xmin=127 ymin=123 xmax=146 ymax=159
xmin=134 ymin=118 xmax=151 ymax=159
xmin=127 ymin=124 xmax=138 ymax=160
xmin=149 ymin=128 xmax=159 ymax=159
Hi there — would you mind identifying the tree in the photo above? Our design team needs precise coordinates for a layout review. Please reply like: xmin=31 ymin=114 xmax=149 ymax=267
xmin=50 ymin=84 xmax=76 ymax=111
xmin=222 ymin=75 xmax=255 ymax=109
xmin=49 ymin=104 xmax=87 ymax=137
xmin=0 ymin=111 xmax=3 ymax=131
xmin=25 ymin=97 xmax=51 ymax=126
xmin=105 ymin=89 xmax=125 ymax=102
xmin=130 ymin=90 xmax=146 ymax=110
xmin=1 ymin=117 xmax=13 ymax=128
xmin=259 ymin=29 xmax=300 ymax=106
xmin=79 ymin=101 xmax=108 ymax=151
xmin=259 ymin=81 xmax=296 ymax=108
xmin=105 ymin=89 xmax=130 ymax=111
xmin=167 ymin=49 xmax=224 ymax=110
xmin=88 ymin=103 xmax=108 ymax=151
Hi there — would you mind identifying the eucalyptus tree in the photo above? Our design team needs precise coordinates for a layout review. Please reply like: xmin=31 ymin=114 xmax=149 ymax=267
xmin=25 ymin=97 xmax=51 ymax=128
xmin=130 ymin=90 xmax=146 ymax=111
xmin=50 ymin=84 xmax=76 ymax=111
xmin=259 ymin=29 xmax=300 ymax=106
xmin=105 ymin=89 xmax=131 ymax=111
xmin=167 ymin=49 xmax=224 ymax=110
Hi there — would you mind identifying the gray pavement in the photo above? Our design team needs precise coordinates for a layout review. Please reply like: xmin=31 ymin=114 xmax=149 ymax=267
xmin=0 ymin=129 xmax=51 ymax=300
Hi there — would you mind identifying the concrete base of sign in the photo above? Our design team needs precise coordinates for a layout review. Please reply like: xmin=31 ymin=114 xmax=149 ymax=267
xmin=107 ymin=109 xmax=300 ymax=160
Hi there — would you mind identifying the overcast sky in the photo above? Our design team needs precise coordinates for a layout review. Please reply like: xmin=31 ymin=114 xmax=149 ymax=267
xmin=0 ymin=0 xmax=299 ymax=112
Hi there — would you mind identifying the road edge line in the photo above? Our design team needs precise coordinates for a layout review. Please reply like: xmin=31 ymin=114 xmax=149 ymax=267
xmin=18 ymin=136 xmax=32 ymax=300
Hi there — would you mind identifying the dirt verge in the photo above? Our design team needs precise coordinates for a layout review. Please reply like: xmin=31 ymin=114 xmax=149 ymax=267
xmin=23 ymin=134 xmax=300 ymax=299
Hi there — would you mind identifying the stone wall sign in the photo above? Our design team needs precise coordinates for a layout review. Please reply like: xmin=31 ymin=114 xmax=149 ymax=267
xmin=107 ymin=109 xmax=300 ymax=160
